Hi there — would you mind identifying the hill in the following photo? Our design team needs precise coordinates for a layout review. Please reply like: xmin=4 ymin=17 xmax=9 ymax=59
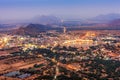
xmin=12 ymin=24 xmax=62 ymax=35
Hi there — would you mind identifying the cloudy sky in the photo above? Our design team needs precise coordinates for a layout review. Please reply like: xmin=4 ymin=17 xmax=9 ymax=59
xmin=0 ymin=0 xmax=120 ymax=20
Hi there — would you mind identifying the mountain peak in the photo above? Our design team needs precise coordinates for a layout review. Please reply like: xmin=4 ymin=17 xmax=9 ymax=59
xmin=32 ymin=15 xmax=61 ymax=24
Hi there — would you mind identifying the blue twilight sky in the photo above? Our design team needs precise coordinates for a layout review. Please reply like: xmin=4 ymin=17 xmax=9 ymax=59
xmin=0 ymin=0 xmax=120 ymax=20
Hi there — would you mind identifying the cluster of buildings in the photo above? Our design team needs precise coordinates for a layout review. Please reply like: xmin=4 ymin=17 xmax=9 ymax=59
xmin=0 ymin=30 xmax=120 ymax=79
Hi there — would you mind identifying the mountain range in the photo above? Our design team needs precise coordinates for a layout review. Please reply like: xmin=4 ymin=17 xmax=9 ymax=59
xmin=90 ymin=13 xmax=120 ymax=23
xmin=0 ymin=13 xmax=120 ymax=34
xmin=30 ymin=15 xmax=61 ymax=25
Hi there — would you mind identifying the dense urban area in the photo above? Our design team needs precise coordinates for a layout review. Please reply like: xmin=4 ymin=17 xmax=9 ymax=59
xmin=0 ymin=28 xmax=120 ymax=80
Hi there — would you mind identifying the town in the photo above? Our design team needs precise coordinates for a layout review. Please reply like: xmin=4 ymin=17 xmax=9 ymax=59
xmin=0 ymin=29 xmax=120 ymax=80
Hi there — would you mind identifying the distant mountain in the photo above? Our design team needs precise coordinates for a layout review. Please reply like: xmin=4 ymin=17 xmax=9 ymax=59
xmin=12 ymin=24 xmax=63 ymax=35
xmin=13 ymin=24 xmax=50 ymax=35
xmin=106 ymin=19 xmax=120 ymax=29
xmin=62 ymin=20 xmax=83 ymax=27
xmin=84 ymin=19 xmax=120 ymax=30
xmin=90 ymin=13 xmax=120 ymax=23
xmin=66 ymin=18 xmax=120 ymax=30
xmin=109 ymin=19 xmax=120 ymax=26
xmin=31 ymin=15 xmax=61 ymax=25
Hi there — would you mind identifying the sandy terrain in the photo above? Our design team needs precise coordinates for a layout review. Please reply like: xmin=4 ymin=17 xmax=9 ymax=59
xmin=0 ymin=57 xmax=46 ymax=75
